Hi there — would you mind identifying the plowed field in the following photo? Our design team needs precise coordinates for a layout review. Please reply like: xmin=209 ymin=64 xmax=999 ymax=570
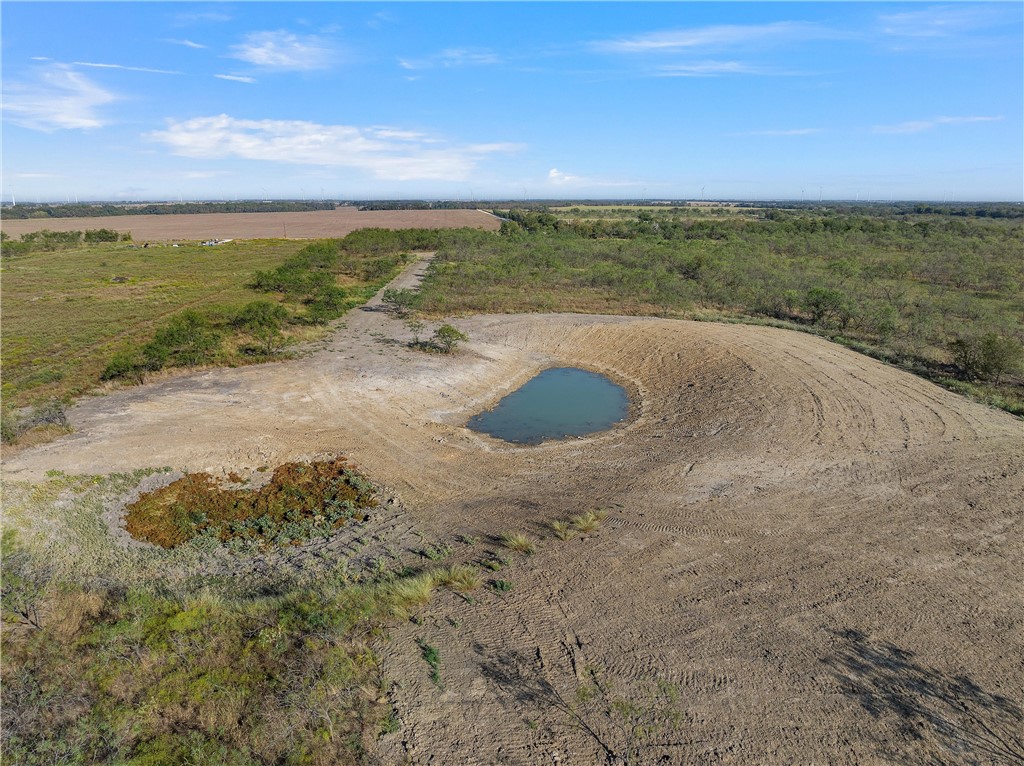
xmin=0 ymin=207 xmax=501 ymax=240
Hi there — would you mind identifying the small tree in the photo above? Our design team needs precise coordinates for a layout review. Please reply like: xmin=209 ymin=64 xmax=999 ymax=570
xmin=405 ymin=317 xmax=426 ymax=346
xmin=381 ymin=288 xmax=418 ymax=317
xmin=804 ymin=287 xmax=851 ymax=328
xmin=432 ymin=324 xmax=468 ymax=353
xmin=233 ymin=301 xmax=290 ymax=354
xmin=950 ymin=332 xmax=1023 ymax=384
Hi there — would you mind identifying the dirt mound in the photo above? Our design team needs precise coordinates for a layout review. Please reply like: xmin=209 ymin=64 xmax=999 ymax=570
xmin=5 ymin=292 xmax=1022 ymax=762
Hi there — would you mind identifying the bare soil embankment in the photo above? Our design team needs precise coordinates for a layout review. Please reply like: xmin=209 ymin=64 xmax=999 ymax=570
xmin=4 ymin=264 xmax=1022 ymax=763
xmin=0 ymin=207 xmax=500 ymax=240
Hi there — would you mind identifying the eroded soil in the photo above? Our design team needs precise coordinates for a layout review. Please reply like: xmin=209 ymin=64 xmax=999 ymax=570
xmin=3 ymin=255 xmax=1022 ymax=764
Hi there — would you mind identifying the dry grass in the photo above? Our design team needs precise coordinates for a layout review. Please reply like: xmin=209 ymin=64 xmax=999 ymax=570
xmin=500 ymin=532 xmax=537 ymax=555
xmin=570 ymin=510 xmax=607 ymax=534
xmin=433 ymin=564 xmax=482 ymax=593
xmin=551 ymin=520 xmax=573 ymax=540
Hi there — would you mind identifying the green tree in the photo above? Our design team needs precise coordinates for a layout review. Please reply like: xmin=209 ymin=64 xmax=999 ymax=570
xmin=804 ymin=287 xmax=851 ymax=328
xmin=950 ymin=333 xmax=1023 ymax=384
xmin=143 ymin=311 xmax=221 ymax=368
xmin=431 ymin=324 xmax=468 ymax=353
xmin=233 ymin=301 xmax=290 ymax=354
xmin=381 ymin=288 xmax=418 ymax=318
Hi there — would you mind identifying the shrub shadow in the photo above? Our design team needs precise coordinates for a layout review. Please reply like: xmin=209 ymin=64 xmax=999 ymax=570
xmin=821 ymin=628 xmax=1024 ymax=764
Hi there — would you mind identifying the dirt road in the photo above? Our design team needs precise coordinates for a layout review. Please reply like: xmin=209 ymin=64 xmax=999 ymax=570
xmin=4 ymin=256 xmax=1022 ymax=764
xmin=0 ymin=207 xmax=500 ymax=240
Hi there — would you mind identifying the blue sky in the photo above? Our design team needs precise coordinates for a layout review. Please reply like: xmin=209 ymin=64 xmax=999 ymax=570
xmin=2 ymin=2 xmax=1021 ymax=201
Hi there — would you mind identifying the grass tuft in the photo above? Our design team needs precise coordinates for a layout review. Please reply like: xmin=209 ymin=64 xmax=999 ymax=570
xmin=500 ymin=532 xmax=537 ymax=555
xmin=433 ymin=564 xmax=482 ymax=593
xmin=551 ymin=520 xmax=573 ymax=540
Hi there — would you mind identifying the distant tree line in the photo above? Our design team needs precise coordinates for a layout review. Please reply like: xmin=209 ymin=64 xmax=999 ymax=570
xmin=414 ymin=212 xmax=1023 ymax=413
xmin=1 ymin=201 xmax=336 ymax=220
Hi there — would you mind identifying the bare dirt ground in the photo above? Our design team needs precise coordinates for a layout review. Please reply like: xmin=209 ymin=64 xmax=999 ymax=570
xmin=3 ymin=255 xmax=1022 ymax=764
xmin=0 ymin=207 xmax=500 ymax=240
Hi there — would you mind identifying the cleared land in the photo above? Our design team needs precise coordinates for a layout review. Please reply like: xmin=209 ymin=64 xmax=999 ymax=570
xmin=0 ymin=207 xmax=500 ymax=240
xmin=4 ymin=255 xmax=1021 ymax=763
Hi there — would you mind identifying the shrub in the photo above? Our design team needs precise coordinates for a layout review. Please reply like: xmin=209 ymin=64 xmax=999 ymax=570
xmin=83 ymin=228 xmax=120 ymax=243
xmin=101 ymin=345 xmax=148 ymax=382
xmin=950 ymin=332 xmax=1023 ymax=384
xmin=381 ymin=288 xmax=418 ymax=317
xmin=432 ymin=324 xmax=468 ymax=353
xmin=233 ymin=301 xmax=290 ymax=354
xmin=142 ymin=311 xmax=222 ymax=368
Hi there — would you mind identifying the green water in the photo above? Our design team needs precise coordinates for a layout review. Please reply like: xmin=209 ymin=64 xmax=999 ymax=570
xmin=467 ymin=367 xmax=629 ymax=445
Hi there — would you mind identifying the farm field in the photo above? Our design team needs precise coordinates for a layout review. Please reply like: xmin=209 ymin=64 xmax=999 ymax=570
xmin=0 ymin=206 xmax=501 ymax=241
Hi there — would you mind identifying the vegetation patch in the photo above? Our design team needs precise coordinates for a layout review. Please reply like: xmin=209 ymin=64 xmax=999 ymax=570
xmin=124 ymin=458 xmax=377 ymax=549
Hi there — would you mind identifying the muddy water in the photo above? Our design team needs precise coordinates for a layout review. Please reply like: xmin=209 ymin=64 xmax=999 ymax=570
xmin=467 ymin=367 xmax=628 ymax=445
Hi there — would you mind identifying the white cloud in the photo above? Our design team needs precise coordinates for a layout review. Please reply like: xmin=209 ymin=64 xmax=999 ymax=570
xmin=172 ymin=11 xmax=232 ymax=26
xmin=12 ymin=172 xmax=62 ymax=179
xmin=148 ymin=115 xmax=521 ymax=181
xmin=214 ymin=74 xmax=257 ymax=84
xmin=229 ymin=31 xmax=335 ymax=71
xmin=73 ymin=61 xmax=181 ymax=75
xmin=596 ymin=22 xmax=837 ymax=53
xmin=873 ymin=115 xmax=1003 ymax=134
xmin=878 ymin=6 xmax=1006 ymax=39
xmin=658 ymin=61 xmax=780 ymax=77
xmin=165 ymin=38 xmax=207 ymax=49
xmin=399 ymin=48 xmax=502 ymax=71
xmin=548 ymin=167 xmax=640 ymax=188
xmin=2 ymin=64 xmax=118 ymax=131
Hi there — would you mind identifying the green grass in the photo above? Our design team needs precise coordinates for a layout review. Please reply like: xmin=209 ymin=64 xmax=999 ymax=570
xmin=0 ymin=468 xmax=472 ymax=765
xmin=1 ymin=239 xmax=306 ymax=407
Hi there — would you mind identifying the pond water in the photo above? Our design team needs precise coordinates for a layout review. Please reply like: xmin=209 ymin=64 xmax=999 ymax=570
xmin=467 ymin=367 xmax=629 ymax=445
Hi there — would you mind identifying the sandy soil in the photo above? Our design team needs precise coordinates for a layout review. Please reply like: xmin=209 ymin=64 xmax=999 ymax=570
xmin=3 ymin=256 xmax=1022 ymax=764
xmin=0 ymin=207 xmax=501 ymax=240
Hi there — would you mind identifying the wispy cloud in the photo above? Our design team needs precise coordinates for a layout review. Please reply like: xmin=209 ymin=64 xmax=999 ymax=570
xmin=657 ymin=60 xmax=791 ymax=77
xmin=165 ymin=38 xmax=207 ymax=49
xmin=2 ymin=64 xmax=118 ymax=131
xmin=368 ymin=11 xmax=398 ymax=29
xmin=214 ymin=74 xmax=257 ymax=84
xmin=399 ymin=48 xmax=502 ymax=71
xmin=172 ymin=11 xmax=232 ymax=26
xmin=229 ymin=31 xmax=336 ymax=71
xmin=148 ymin=115 xmax=521 ymax=181
xmin=596 ymin=21 xmax=838 ymax=53
xmin=878 ymin=6 xmax=1007 ymax=39
xmin=73 ymin=61 xmax=181 ymax=75
xmin=548 ymin=168 xmax=640 ymax=188
xmin=873 ymin=115 xmax=1003 ymax=134
xmin=12 ymin=172 xmax=63 ymax=179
